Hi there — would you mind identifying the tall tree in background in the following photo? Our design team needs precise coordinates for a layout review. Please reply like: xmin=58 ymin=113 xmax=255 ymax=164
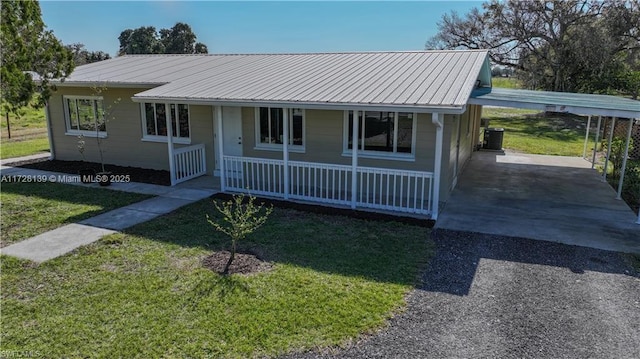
xmin=426 ymin=0 xmax=640 ymax=97
xmin=118 ymin=22 xmax=208 ymax=55
xmin=65 ymin=43 xmax=111 ymax=66
xmin=0 ymin=0 xmax=74 ymax=114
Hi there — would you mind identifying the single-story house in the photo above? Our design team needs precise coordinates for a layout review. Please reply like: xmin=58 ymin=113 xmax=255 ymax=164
xmin=44 ymin=50 xmax=640 ymax=220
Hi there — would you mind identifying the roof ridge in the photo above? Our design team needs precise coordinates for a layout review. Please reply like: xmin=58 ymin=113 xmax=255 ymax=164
xmin=120 ymin=50 xmax=489 ymax=58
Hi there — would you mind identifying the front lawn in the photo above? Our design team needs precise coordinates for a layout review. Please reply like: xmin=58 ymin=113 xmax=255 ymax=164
xmin=482 ymin=107 xmax=588 ymax=156
xmin=0 ymin=182 xmax=151 ymax=247
xmin=1 ymin=200 xmax=432 ymax=358
xmin=0 ymin=137 xmax=50 ymax=159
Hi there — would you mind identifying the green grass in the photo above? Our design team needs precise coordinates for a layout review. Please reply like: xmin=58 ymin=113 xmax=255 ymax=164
xmin=482 ymin=107 xmax=588 ymax=156
xmin=1 ymin=105 xmax=48 ymax=159
xmin=0 ymin=182 xmax=151 ymax=247
xmin=0 ymin=137 xmax=50 ymax=159
xmin=491 ymin=77 xmax=521 ymax=89
xmin=1 ymin=200 xmax=432 ymax=358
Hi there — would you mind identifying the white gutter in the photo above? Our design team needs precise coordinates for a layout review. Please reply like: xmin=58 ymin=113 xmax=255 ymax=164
xmin=130 ymin=97 xmax=467 ymax=115
xmin=431 ymin=112 xmax=444 ymax=220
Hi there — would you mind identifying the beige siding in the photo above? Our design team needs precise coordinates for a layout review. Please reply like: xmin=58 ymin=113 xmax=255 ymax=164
xmin=50 ymin=87 xmax=215 ymax=172
xmin=241 ymin=108 xmax=438 ymax=172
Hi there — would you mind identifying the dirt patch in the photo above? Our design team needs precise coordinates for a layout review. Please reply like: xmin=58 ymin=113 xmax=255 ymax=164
xmin=211 ymin=193 xmax=435 ymax=228
xmin=20 ymin=159 xmax=171 ymax=186
xmin=202 ymin=250 xmax=273 ymax=275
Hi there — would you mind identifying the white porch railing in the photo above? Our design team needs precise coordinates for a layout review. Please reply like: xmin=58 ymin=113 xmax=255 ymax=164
xmin=173 ymin=143 xmax=206 ymax=184
xmin=223 ymin=155 xmax=433 ymax=216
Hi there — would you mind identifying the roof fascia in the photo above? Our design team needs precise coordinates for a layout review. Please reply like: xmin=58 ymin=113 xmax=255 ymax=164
xmin=468 ymin=97 xmax=640 ymax=119
xmin=130 ymin=96 xmax=467 ymax=114
xmin=55 ymin=81 xmax=164 ymax=89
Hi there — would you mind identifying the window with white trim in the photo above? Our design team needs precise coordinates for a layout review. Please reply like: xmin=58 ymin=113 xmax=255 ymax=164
xmin=255 ymin=107 xmax=305 ymax=150
xmin=64 ymin=96 xmax=106 ymax=136
xmin=142 ymin=103 xmax=190 ymax=143
xmin=344 ymin=110 xmax=416 ymax=158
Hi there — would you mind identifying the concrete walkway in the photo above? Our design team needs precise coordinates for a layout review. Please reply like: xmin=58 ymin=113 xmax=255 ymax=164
xmin=1 ymin=165 xmax=217 ymax=263
xmin=0 ymin=152 xmax=51 ymax=166
xmin=436 ymin=151 xmax=640 ymax=254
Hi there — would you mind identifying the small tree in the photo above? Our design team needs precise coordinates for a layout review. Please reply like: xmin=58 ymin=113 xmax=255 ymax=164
xmin=206 ymin=194 xmax=273 ymax=275
xmin=90 ymin=85 xmax=120 ymax=173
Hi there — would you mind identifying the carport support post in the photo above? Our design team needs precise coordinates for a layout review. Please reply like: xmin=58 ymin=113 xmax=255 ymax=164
xmin=216 ymin=106 xmax=225 ymax=192
xmin=582 ymin=115 xmax=591 ymax=159
xmin=603 ymin=117 xmax=616 ymax=182
xmin=351 ymin=110 xmax=359 ymax=209
xmin=166 ymin=103 xmax=176 ymax=186
xmin=591 ymin=116 xmax=602 ymax=170
xmin=283 ymin=108 xmax=290 ymax=199
xmin=616 ymin=118 xmax=633 ymax=200
xmin=432 ymin=113 xmax=444 ymax=220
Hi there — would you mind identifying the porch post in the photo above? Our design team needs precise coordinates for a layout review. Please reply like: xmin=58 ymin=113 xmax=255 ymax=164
xmin=166 ymin=103 xmax=176 ymax=186
xmin=603 ymin=117 xmax=616 ymax=182
xmin=616 ymin=118 xmax=633 ymax=200
xmin=432 ymin=112 xmax=444 ymax=220
xmin=582 ymin=115 xmax=591 ymax=159
xmin=216 ymin=106 xmax=225 ymax=192
xmin=283 ymin=108 xmax=290 ymax=199
xmin=351 ymin=110 xmax=359 ymax=209
xmin=591 ymin=116 xmax=602 ymax=169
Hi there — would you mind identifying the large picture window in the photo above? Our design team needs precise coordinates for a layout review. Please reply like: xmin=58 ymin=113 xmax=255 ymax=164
xmin=64 ymin=96 xmax=106 ymax=136
xmin=255 ymin=107 xmax=304 ymax=150
xmin=142 ymin=103 xmax=190 ymax=143
xmin=344 ymin=110 xmax=416 ymax=158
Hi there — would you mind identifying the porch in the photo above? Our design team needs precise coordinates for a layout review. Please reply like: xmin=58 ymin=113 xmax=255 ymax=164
xmin=435 ymin=151 xmax=640 ymax=254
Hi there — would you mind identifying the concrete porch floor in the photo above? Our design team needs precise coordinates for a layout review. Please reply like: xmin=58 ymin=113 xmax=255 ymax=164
xmin=435 ymin=151 xmax=640 ymax=254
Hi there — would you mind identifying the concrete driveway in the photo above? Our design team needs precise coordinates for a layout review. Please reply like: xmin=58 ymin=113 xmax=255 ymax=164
xmin=285 ymin=232 xmax=640 ymax=359
xmin=436 ymin=151 xmax=640 ymax=254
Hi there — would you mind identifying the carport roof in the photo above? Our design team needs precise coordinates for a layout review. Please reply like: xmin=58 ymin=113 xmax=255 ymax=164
xmin=469 ymin=87 xmax=640 ymax=119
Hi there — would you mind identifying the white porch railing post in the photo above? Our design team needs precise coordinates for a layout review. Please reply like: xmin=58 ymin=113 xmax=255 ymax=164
xmin=617 ymin=118 xmax=633 ymax=200
xmin=591 ymin=116 xmax=602 ymax=169
xmin=431 ymin=112 xmax=444 ymax=220
xmin=603 ymin=117 xmax=616 ymax=182
xmin=283 ymin=108 xmax=290 ymax=199
xmin=216 ymin=106 xmax=225 ymax=192
xmin=582 ymin=115 xmax=591 ymax=159
xmin=166 ymin=103 xmax=176 ymax=186
xmin=351 ymin=110 xmax=359 ymax=209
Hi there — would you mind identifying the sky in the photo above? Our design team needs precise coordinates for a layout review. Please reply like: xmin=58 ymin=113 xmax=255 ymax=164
xmin=40 ymin=1 xmax=483 ymax=56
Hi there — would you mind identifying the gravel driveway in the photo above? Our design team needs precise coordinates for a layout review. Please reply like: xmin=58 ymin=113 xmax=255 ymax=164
xmin=284 ymin=230 xmax=640 ymax=359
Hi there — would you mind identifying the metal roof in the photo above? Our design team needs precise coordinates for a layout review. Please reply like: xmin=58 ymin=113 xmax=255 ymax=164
xmin=60 ymin=51 xmax=491 ymax=113
xmin=469 ymin=87 xmax=640 ymax=119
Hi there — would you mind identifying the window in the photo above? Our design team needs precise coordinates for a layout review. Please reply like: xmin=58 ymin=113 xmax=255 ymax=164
xmin=344 ymin=110 xmax=416 ymax=158
xmin=64 ymin=96 xmax=106 ymax=136
xmin=255 ymin=107 xmax=304 ymax=150
xmin=142 ymin=103 xmax=190 ymax=143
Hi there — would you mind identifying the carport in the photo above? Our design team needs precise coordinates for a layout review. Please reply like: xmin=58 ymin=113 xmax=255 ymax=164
xmin=436 ymin=88 xmax=640 ymax=253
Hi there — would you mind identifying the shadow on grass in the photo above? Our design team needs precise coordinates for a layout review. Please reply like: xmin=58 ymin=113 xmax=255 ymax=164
xmin=422 ymin=229 xmax=640 ymax=296
xmin=122 ymin=199 xmax=432 ymax=287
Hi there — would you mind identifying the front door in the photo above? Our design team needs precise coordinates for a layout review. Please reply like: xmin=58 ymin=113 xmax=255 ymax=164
xmin=215 ymin=106 xmax=243 ymax=176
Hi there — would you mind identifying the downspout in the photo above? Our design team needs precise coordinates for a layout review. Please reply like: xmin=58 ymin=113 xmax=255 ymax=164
xmin=432 ymin=113 xmax=444 ymax=220
xmin=45 ymin=101 xmax=55 ymax=160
